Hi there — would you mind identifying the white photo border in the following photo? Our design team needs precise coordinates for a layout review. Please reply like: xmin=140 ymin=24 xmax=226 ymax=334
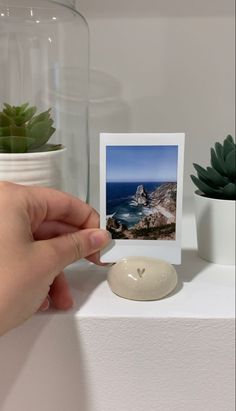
xmin=100 ymin=133 xmax=185 ymax=264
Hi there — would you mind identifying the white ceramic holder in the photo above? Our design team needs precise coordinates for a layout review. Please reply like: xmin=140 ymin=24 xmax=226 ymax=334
xmin=107 ymin=256 xmax=178 ymax=301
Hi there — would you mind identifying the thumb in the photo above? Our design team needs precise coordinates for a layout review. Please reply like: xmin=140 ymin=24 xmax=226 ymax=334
xmin=34 ymin=229 xmax=111 ymax=277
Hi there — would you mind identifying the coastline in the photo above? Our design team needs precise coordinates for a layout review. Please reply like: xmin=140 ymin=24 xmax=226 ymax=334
xmin=106 ymin=182 xmax=177 ymax=240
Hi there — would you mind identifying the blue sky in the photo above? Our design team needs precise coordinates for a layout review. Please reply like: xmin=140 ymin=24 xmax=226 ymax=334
xmin=106 ymin=145 xmax=178 ymax=183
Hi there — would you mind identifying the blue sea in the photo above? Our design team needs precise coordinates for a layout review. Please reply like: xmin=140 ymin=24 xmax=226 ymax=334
xmin=106 ymin=182 xmax=162 ymax=228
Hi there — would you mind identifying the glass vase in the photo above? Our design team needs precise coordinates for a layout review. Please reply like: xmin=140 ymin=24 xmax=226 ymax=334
xmin=0 ymin=0 xmax=89 ymax=201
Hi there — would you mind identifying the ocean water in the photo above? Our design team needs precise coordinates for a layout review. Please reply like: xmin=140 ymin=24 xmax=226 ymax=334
xmin=106 ymin=182 xmax=162 ymax=228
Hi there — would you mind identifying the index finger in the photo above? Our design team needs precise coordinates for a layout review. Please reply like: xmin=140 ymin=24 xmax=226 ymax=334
xmin=25 ymin=186 xmax=99 ymax=230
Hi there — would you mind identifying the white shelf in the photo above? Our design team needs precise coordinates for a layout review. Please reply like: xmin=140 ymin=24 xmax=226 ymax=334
xmin=58 ymin=197 xmax=235 ymax=320
xmin=0 ymin=197 xmax=234 ymax=411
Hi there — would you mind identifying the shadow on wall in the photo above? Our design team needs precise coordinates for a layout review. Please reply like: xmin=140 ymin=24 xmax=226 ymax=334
xmin=89 ymin=69 xmax=131 ymax=210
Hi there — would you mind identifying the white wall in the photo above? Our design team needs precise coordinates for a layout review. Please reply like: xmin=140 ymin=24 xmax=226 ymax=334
xmin=76 ymin=0 xmax=235 ymax=206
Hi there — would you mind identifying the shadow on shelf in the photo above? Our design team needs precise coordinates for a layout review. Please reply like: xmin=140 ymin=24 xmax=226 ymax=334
xmin=0 ymin=313 xmax=91 ymax=411
xmin=177 ymin=248 xmax=210 ymax=283
xmin=65 ymin=261 xmax=108 ymax=311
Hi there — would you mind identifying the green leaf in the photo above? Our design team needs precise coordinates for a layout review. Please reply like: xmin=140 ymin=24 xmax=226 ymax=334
xmin=47 ymin=126 xmax=56 ymax=139
xmin=10 ymin=126 xmax=26 ymax=137
xmin=225 ymin=149 xmax=236 ymax=179
xmin=206 ymin=167 xmax=229 ymax=187
xmin=222 ymin=183 xmax=236 ymax=200
xmin=190 ymin=175 xmax=222 ymax=197
xmin=223 ymin=138 xmax=235 ymax=159
xmin=15 ymin=107 xmax=37 ymax=126
xmin=0 ymin=127 xmax=11 ymax=137
xmin=3 ymin=103 xmax=14 ymax=116
xmin=214 ymin=142 xmax=227 ymax=174
xmin=211 ymin=148 xmax=227 ymax=176
xmin=0 ymin=104 xmax=56 ymax=151
xmin=30 ymin=143 xmax=63 ymax=152
xmin=193 ymin=163 xmax=219 ymax=188
xmin=28 ymin=109 xmax=51 ymax=129
xmin=0 ymin=137 xmax=35 ymax=153
xmin=198 ymin=175 xmax=217 ymax=188
xmin=193 ymin=163 xmax=208 ymax=179
xmin=27 ymin=120 xmax=55 ymax=148
xmin=0 ymin=113 xmax=11 ymax=127
xmin=19 ymin=102 xmax=29 ymax=114
xmin=226 ymin=135 xmax=235 ymax=145
xmin=15 ymin=107 xmax=22 ymax=115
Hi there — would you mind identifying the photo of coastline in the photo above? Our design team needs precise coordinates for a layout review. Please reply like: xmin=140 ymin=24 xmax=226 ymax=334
xmin=106 ymin=145 xmax=178 ymax=240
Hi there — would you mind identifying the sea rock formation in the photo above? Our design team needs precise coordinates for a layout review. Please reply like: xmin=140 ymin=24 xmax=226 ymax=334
xmin=133 ymin=184 xmax=148 ymax=206
xmin=106 ymin=182 xmax=177 ymax=240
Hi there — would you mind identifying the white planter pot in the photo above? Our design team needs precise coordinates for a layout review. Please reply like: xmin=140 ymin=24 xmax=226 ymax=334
xmin=0 ymin=148 xmax=66 ymax=190
xmin=194 ymin=191 xmax=236 ymax=265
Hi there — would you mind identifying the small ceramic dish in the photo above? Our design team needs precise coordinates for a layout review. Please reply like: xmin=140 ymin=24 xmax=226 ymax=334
xmin=107 ymin=256 xmax=178 ymax=301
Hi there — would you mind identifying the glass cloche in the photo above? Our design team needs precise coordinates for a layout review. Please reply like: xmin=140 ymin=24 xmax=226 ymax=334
xmin=0 ymin=0 xmax=89 ymax=201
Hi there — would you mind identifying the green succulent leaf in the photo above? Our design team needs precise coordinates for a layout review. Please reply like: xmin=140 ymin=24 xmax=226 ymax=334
xmin=222 ymin=183 xmax=236 ymax=200
xmin=31 ymin=143 xmax=63 ymax=152
xmin=192 ymin=135 xmax=236 ymax=199
xmin=0 ymin=136 xmax=35 ymax=153
xmin=225 ymin=149 xmax=236 ymax=179
xmin=193 ymin=163 xmax=219 ymax=188
xmin=0 ymin=103 xmax=57 ymax=153
xmin=27 ymin=120 xmax=55 ymax=148
xmin=18 ymin=102 xmax=29 ymax=114
xmin=0 ymin=127 xmax=11 ymax=137
xmin=0 ymin=113 xmax=11 ymax=127
xmin=206 ymin=167 xmax=229 ymax=187
xmin=214 ymin=142 xmax=227 ymax=174
xmin=190 ymin=175 xmax=222 ymax=197
xmin=3 ymin=103 xmax=14 ymax=116
xmin=193 ymin=163 xmax=209 ymax=179
xmin=28 ymin=109 xmax=51 ymax=129
xmin=226 ymin=135 xmax=235 ymax=145
xmin=11 ymin=126 xmax=26 ymax=137
xmin=15 ymin=106 xmax=37 ymax=126
xmin=211 ymin=148 xmax=227 ymax=175
xmin=223 ymin=136 xmax=235 ymax=159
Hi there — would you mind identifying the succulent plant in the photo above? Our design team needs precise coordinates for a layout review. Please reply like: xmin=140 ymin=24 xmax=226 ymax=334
xmin=191 ymin=135 xmax=236 ymax=200
xmin=0 ymin=102 xmax=62 ymax=153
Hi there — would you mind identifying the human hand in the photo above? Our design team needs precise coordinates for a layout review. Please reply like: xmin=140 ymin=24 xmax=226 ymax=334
xmin=0 ymin=182 xmax=111 ymax=336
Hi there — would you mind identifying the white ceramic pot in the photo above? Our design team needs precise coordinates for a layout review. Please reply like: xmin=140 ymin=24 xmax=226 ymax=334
xmin=0 ymin=148 xmax=66 ymax=190
xmin=194 ymin=191 xmax=236 ymax=265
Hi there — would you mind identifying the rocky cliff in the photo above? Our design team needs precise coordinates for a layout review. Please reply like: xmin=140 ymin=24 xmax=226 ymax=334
xmin=106 ymin=182 xmax=177 ymax=240
xmin=149 ymin=182 xmax=177 ymax=214
xmin=133 ymin=184 xmax=148 ymax=206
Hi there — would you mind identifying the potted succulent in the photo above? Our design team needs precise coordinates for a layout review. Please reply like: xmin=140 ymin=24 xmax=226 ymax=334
xmin=0 ymin=102 xmax=65 ymax=189
xmin=191 ymin=135 xmax=236 ymax=265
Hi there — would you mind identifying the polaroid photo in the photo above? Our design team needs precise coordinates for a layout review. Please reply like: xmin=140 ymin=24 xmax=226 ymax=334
xmin=100 ymin=133 xmax=185 ymax=264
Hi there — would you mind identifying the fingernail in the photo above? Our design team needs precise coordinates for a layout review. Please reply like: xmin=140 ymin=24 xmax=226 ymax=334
xmin=40 ymin=298 xmax=50 ymax=312
xmin=90 ymin=230 xmax=111 ymax=249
